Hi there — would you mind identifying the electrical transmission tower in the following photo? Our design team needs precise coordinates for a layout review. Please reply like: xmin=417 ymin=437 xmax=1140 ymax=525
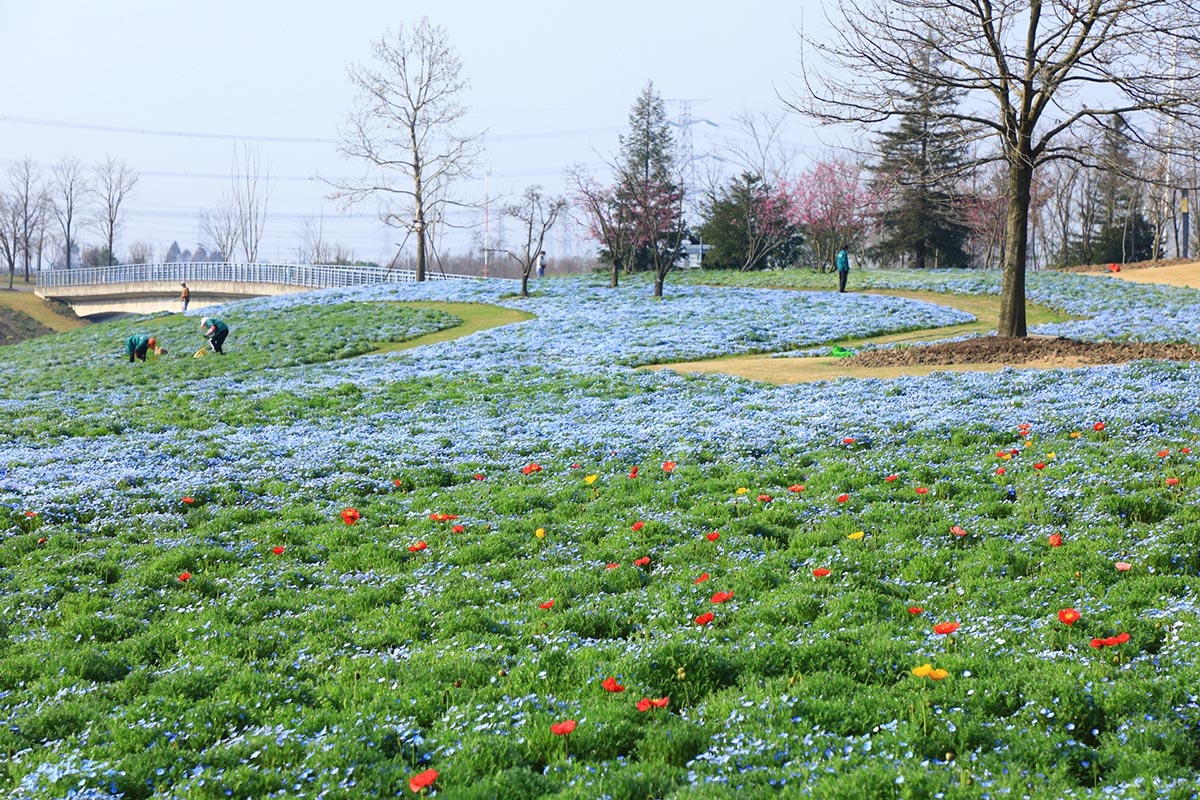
xmin=667 ymin=98 xmax=717 ymax=222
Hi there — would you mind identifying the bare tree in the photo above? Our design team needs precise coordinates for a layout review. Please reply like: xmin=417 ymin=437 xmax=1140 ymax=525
xmin=499 ymin=185 xmax=567 ymax=297
xmin=202 ymin=194 xmax=241 ymax=264
xmin=790 ymin=0 xmax=1200 ymax=337
xmin=230 ymin=144 xmax=271 ymax=263
xmin=127 ymin=241 xmax=154 ymax=264
xmin=91 ymin=156 xmax=138 ymax=266
xmin=7 ymin=157 xmax=45 ymax=282
xmin=0 ymin=192 xmax=20 ymax=290
xmin=333 ymin=17 xmax=483 ymax=282
xmin=50 ymin=157 xmax=88 ymax=270
xmin=567 ymin=164 xmax=637 ymax=289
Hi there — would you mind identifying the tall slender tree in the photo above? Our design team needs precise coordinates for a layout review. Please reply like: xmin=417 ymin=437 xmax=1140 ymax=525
xmin=92 ymin=156 xmax=138 ymax=266
xmin=50 ymin=157 xmax=87 ymax=270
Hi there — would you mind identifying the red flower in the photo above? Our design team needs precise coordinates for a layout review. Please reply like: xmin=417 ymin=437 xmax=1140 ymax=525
xmin=473 ymin=473 xmax=486 ymax=481
xmin=393 ymin=478 xmax=404 ymax=487
xmin=628 ymin=466 xmax=639 ymax=479
xmin=550 ymin=719 xmax=577 ymax=736
xmin=933 ymin=621 xmax=960 ymax=635
xmin=637 ymin=696 xmax=670 ymax=712
xmin=636 ymin=697 xmax=653 ymax=712
xmin=662 ymin=461 xmax=676 ymax=473
xmin=705 ymin=531 xmax=720 ymax=542
xmin=695 ymin=611 xmax=715 ymax=626
xmin=1157 ymin=449 xmax=1170 ymax=458
xmin=1166 ymin=477 xmax=1180 ymax=487
xmin=915 ymin=486 xmax=929 ymax=496
xmin=631 ymin=520 xmax=645 ymax=532
xmin=340 ymin=507 xmax=361 ymax=525
xmin=649 ymin=696 xmax=670 ymax=708
xmin=950 ymin=525 xmax=968 ymax=537
xmin=995 ymin=466 xmax=1006 ymax=476
xmin=408 ymin=541 xmax=428 ymax=552
xmin=1115 ymin=561 xmax=1131 ymax=572
xmin=451 ymin=524 xmax=465 ymax=533
xmin=836 ymin=493 xmax=849 ymax=504
xmin=601 ymin=676 xmax=625 ymax=693
xmin=272 ymin=546 xmax=285 ymax=556
xmin=1090 ymin=633 xmax=1129 ymax=648
xmin=178 ymin=571 xmax=191 ymax=582
xmin=429 ymin=513 xmax=458 ymax=522
xmin=885 ymin=474 xmax=899 ymax=483
xmin=1093 ymin=421 xmax=1105 ymax=432
xmin=539 ymin=599 xmax=555 ymax=610
xmin=843 ymin=437 xmax=856 ymax=445
xmin=1183 ymin=447 xmax=1192 ymax=455
xmin=710 ymin=591 xmax=734 ymax=604
xmin=36 ymin=537 xmax=46 ymax=546
xmin=180 ymin=496 xmax=195 ymax=505
xmin=757 ymin=494 xmax=772 ymax=502
xmin=606 ymin=562 xmax=620 ymax=570
xmin=694 ymin=572 xmax=710 ymax=584
xmin=633 ymin=556 xmax=650 ymax=567
xmin=521 ymin=463 xmax=543 ymax=475
xmin=1048 ymin=533 xmax=1063 ymax=548
xmin=1058 ymin=608 xmax=1081 ymax=626
xmin=811 ymin=567 xmax=831 ymax=578
xmin=1033 ymin=462 xmax=1046 ymax=471
xmin=408 ymin=768 xmax=438 ymax=794
xmin=788 ymin=484 xmax=806 ymax=493
xmin=907 ymin=606 xmax=924 ymax=615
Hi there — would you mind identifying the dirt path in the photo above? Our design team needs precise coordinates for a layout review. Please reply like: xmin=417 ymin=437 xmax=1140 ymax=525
xmin=1103 ymin=260 xmax=1200 ymax=289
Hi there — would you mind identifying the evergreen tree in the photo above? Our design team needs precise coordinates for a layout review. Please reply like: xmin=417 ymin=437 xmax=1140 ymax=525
xmin=870 ymin=45 xmax=971 ymax=269
xmin=619 ymin=81 xmax=675 ymax=190
xmin=697 ymin=173 xmax=803 ymax=271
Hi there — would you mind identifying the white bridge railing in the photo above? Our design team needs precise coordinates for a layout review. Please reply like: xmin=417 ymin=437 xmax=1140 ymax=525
xmin=36 ymin=262 xmax=477 ymax=289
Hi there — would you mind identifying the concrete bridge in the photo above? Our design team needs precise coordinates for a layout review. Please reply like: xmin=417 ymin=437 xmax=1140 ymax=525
xmin=35 ymin=262 xmax=474 ymax=317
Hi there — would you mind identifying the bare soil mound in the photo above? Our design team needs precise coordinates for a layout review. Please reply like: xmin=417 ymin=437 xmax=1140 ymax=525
xmin=849 ymin=336 xmax=1200 ymax=369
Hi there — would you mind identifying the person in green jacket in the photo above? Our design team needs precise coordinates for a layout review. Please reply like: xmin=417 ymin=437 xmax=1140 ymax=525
xmin=836 ymin=245 xmax=851 ymax=293
xmin=126 ymin=334 xmax=166 ymax=362
xmin=200 ymin=317 xmax=229 ymax=354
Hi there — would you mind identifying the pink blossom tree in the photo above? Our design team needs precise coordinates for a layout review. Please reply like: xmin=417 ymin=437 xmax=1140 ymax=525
xmin=784 ymin=159 xmax=882 ymax=272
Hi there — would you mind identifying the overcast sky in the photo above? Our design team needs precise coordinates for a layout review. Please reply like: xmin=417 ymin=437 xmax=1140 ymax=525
xmin=1 ymin=0 xmax=842 ymax=265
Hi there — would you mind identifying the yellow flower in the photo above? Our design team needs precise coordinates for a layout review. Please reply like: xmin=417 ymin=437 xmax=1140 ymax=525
xmin=535 ymin=527 xmax=546 ymax=539
xmin=911 ymin=663 xmax=933 ymax=678
xmin=929 ymin=668 xmax=949 ymax=681
xmin=1070 ymin=431 xmax=1082 ymax=438
xmin=847 ymin=531 xmax=865 ymax=541
xmin=735 ymin=487 xmax=749 ymax=495
xmin=1045 ymin=452 xmax=1056 ymax=460
xmin=584 ymin=474 xmax=598 ymax=485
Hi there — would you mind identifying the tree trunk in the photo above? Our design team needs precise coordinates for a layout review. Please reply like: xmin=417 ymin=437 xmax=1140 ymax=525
xmin=520 ymin=271 xmax=529 ymax=297
xmin=998 ymin=161 xmax=1033 ymax=338
xmin=653 ymin=273 xmax=664 ymax=298
xmin=610 ymin=262 xmax=619 ymax=288
xmin=415 ymin=226 xmax=426 ymax=282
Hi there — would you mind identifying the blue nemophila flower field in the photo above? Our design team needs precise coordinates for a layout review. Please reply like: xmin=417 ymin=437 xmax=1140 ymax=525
xmin=2 ymin=271 xmax=1200 ymax=799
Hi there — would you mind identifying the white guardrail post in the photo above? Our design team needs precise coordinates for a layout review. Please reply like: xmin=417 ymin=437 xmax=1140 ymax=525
xmin=35 ymin=262 xmax=476 ymax=289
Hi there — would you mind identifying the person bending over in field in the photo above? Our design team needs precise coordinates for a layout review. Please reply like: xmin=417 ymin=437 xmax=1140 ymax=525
xmin=126 ymin=334 xmax=166 ymax=363
xmin=200 ymin=317 xmax=229 ymax=355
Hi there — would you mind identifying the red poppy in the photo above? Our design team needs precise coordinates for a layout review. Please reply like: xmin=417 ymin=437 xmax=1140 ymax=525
xmin=710 ymin=591 xmax=734 ymax=604
xmin=521 ymin=463 xmax=543 ymax=475
xmin=1093 ymin=421 xmax=1105 ymax=432
xmin=695 ymin=611 xmax=715 ymax=626
xmin=907 ymin=606 xmax=924 ymax=615
xmin=408 ymin=541 xmax=428 ymax=552
xmin=1058 ymin=608 xmax=1081 ymax=626
xmin=631 ymin=521 xmax=645 ymax=532
xmin=473 ymin=473 xmax=486 ymax=481
xmin=885 ymin=474 xmax=899 ymax=483
xmin=1048 ymin=533 xmax=1063 ymax=548
xmin=571 ymin=463 xmax=581 ymax=469
xmin=601 ymin=676 xmax=625 ymax=693
xmin=272 ymin=546 xmax=285 ymax=556
xmin=915 ymin=486 xmax=929 ymax=496
xmin=178 ymin=571 xmax=191 ymax=582
xmin=705 ymin=531 xmax=721 ymax=542
xmin=1115 ymin=561 xmax=1131 ymax=572
xmin=788 ymin=484 xmax=806 ymax=493
xmin=757 ymin=494 xmax=772 ymax=502
xmin=636 ymin=697 xmax=653 ymax=712
xmin=429 ymin=513 xmax=458 ymax=522
xmin=995 ymin=466 xmax=1006 ymax=476
xmin=933 ymin=621 xmax=960 ymax=635
xmin=812 ymin=567 xmax=831 ymax=578
xmin=836 ymin=493 xmax=849 ymax=503
xmin=1166 ymin=477 xmax=1180 ymax=487
xmin=606 ymin=562 xmax=620 ymax=570
xmin=694 ymin=572 xmax=710 ymax=584
xmin=950 ymin=525 xmax=968 ymax=537
xmin=36 ymin=536 xmax=46 ymax=546
xmin=1033 ymin=462 xmax=1046 ymax=471
xmin=539 ymin=599 xmax=555 ymax=610
xmin=393 ymin=478 xmax=404 ymax=488
xmin=408 ymin=768 xmax=438 ymax=794
xmin=662 ymin=461 xmax=676 ymax=473
xmin=451 ymin=524 xmax=465 ymax=533
xmin=1183 ymin=447 xmax=1193 ymax=455
xmin=628 ymin=466 xmax=639 ymax=479
xmin=1157 ymin=449 xmax=1170 ymax=458
xmin=550 ymin=719 xmax=577 ymax=736
xmin=1090 ymin=632 xmax=1129 ymax=648
xmin=843 ymin=437 xmax=856 ymax=445
xmin=180 ymin=496 xmax=195 ymax=505
xmin=340 ymin=507 xmax=361 ymax=525
xmin=649 ymin=696 xmax=669 ymax=708
xmin=633 ymin=556 xmax=650 ymax=567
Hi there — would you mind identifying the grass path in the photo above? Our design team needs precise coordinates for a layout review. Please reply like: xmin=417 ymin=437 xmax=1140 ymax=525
xmin=645 ymin=288 xmax=1071 ymax=384
xmin=367 ymin=301 xmax=534 ymax=353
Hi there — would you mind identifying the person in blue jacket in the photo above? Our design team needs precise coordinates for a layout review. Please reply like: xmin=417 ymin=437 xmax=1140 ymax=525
xmin=836 ymin=245 xmax=851 ymax=293
xmin=200 ymin=317 xmax=229 ymax=354
xmin=126 ymin=334 xmax=165 ymax=362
